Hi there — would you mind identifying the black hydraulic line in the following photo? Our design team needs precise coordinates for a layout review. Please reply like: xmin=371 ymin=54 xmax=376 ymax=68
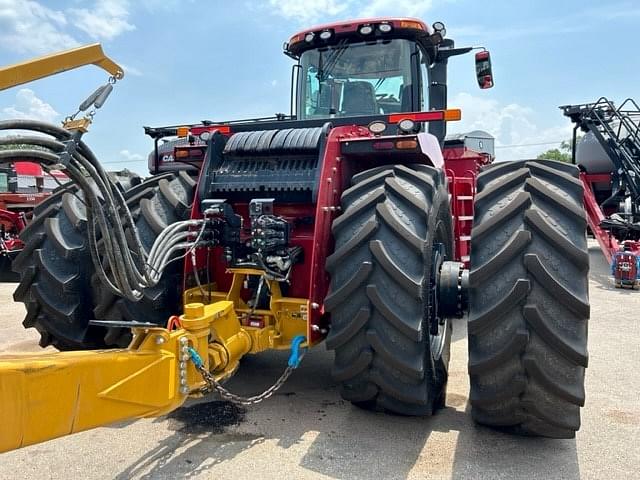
xmin=0 ymin=119 xmax=205 ymax=302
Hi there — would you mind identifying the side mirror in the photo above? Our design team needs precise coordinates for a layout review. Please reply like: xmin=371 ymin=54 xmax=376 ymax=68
xmin=475 ymin=51 xmax=494 ymax=89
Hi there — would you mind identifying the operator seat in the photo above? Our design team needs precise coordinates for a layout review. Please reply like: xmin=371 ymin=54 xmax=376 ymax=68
xmin=342 ymin=81 xmax=378 ymax=116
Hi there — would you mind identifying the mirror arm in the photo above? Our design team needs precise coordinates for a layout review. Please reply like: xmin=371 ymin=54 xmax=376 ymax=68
xmin=436 ymin=46 xmax=474 ymax=61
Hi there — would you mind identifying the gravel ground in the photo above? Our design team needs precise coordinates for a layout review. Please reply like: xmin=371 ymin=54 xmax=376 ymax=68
xmin=0 ymin=240 xmax=638 ymax=479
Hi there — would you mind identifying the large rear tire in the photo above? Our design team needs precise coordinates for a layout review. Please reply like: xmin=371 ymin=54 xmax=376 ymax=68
xmin=12 ymin=172 xmax=194 ymax=350
xmin=325 ymin=164 xmax=453 ymax=415
xmin=12 ymin=189 xmax=105 ymax=350
xmin=468 ymin=159 xmax=589 ymax=438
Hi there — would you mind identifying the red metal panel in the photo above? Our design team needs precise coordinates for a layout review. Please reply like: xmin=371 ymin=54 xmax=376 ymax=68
xmin=307 ymin=125 xmax=371 ymax=343
xmin=289 ymin=17 xmax=430 ymax=40
xmin=13 ymin=162 xmax=42 ymax=176
xmin=580 ymin=172 xmax=618 ymax=263
xmin=443 ymin=146 xmax=492 ymax=266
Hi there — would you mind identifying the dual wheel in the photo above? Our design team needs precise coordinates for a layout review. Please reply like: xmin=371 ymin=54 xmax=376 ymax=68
xmin=326 ymin=160 xmax=589 ymax=438
xmin=12 ymin=172 xmax=196 ymax=349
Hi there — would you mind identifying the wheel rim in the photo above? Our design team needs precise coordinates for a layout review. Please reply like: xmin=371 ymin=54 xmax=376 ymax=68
xmin=429 ymin=220 xmax=449 ymax=362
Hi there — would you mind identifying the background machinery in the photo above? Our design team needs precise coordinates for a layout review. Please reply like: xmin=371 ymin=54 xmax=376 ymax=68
xmin=0 ymin=44 xmax=131 ymax=282
xmin=562 ymin=98 xmax=640 ymax=288
xmin=1 ymin=17 xmax=590 ymax=452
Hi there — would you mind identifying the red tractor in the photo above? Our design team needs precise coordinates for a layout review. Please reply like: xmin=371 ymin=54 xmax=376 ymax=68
xmin=7 ymin=17 xmax=589 ymax=443
xmin=0 ymin=162 xmax=66 ymax=280
xmin=0 ymin=208 xmax=26 ymax=280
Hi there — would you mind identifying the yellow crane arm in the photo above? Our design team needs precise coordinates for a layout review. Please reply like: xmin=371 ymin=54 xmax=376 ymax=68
xmin=0 ymin=43 xmax=124 ymax=91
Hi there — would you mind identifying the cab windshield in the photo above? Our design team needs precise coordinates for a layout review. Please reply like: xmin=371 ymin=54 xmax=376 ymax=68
xmin=298 ymin=39 xmax=421 ymax=119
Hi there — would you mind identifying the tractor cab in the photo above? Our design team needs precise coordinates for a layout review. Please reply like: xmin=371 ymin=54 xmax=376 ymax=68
xmin=295 ymin=35 xmax=423 ymax=118
xmin=285 ymin=18 xmax=494 ymax=139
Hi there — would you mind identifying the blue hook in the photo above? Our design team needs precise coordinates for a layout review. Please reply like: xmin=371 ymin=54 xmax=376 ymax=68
xmin=288 ymin=335 xmax=307 ymax=368
xmin=188 ymin=347 xmax=204 ymax=369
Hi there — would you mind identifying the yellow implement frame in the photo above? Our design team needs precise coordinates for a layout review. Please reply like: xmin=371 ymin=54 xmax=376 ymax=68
xmin=0 ymin=271 xmax=309 ymax=453
xmin=0 ymin=43 xmax=124 ymax=91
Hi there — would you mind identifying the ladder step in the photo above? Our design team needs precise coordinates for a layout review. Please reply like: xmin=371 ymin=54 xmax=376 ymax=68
xmin=457 ymin=196 xmax=473 ymax=200
xmin=458 ymin=216 xmax=474 ymax=221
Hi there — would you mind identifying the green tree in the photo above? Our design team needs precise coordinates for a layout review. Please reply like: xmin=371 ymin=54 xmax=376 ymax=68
xmin=537 ymin=137 xmax=581 ymax=163
xmin=537 ymin=147 xmax=571 ymax=162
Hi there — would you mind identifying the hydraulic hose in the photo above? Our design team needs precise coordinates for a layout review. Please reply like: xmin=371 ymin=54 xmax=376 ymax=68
xmin=0 ymin=119 xmax=205 ymax=302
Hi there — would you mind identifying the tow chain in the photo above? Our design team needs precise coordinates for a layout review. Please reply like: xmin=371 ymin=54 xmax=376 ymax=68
xmin=187 ymin=335 xmax=306 ymax=406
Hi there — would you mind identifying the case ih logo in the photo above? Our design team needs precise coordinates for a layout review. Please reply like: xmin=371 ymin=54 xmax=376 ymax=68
xmin=162 ymin=154 xmax=174 ymax=163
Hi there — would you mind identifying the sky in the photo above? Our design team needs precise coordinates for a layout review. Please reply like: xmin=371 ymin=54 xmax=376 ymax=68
xmin=1 ymin=0 xmax=639 ymax=175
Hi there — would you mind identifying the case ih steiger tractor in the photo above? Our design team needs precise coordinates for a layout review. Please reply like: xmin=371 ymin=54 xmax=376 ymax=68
xmin=0 ymin=17 xmax=589 ymax=452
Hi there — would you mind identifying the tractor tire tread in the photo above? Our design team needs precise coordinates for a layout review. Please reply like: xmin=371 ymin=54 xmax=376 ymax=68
xmin=326 ymin=164 xmax=453 ymax=416
xmin=468 ymin=159 xmax=589 ymax=439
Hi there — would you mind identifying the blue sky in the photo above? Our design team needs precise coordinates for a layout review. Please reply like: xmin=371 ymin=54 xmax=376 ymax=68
xmin=1 ymin=0 xmax=639 ymax=174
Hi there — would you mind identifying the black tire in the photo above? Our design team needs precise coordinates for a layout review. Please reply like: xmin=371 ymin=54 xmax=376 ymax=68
xmin=468 ymin=159 xmax=589 ymax=438
xmin=12 ymin=188 xmax=106 ymax=349
xmin=92 ymin=171 xmax=196 ymax=346
xmin=11 ymin=172 xmax=194 ymax=350
xmin=325 ymin=164 xmax=453 ymax=415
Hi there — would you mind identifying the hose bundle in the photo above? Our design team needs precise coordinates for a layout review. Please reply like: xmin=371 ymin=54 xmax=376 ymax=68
xmin=0 ymin=119 xmax=205 ymax=301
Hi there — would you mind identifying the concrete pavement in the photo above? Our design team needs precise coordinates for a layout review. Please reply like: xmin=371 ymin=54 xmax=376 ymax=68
xmin=0 ymin=241 xmax=638 ymax=479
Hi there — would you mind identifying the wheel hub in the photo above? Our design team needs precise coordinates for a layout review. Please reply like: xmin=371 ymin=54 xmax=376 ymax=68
xmin=438 ymin=260 xmax=469 ymax=319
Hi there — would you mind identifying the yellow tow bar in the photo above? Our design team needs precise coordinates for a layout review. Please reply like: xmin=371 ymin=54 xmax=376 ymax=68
xmin=0 ymin=301 xmax=238 ymax=453
xmin=0 ymin=272 xmax=310 ymax=453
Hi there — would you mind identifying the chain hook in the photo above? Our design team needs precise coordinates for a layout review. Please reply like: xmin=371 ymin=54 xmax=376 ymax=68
xmin=187 ymin=336 xmax=307 ymax=405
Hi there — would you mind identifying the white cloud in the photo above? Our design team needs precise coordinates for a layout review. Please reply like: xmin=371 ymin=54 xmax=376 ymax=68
xmin=1 ymin=89 xmax=59 ymax=123
xmin=359 ymin=0 xmax=433 ymax=18
xmin=268 ymin=0 xmax=435 ymax=23
xmin=0 ymin=0 xmax=78 ymax=54
xmin=449 ymin=92 xmax=571 ymax=160
xmin=268 ymin=0 xmax=349 ymax=22
xmin=69 ymin=0 xmax=135 ymax=41
xmin=0 ymin=0 xmax=137 ymax=55
xmin=119 ymin=149 xmax=144 ymax=161
xmin=120 ymin=63 xmax=143 ymax=77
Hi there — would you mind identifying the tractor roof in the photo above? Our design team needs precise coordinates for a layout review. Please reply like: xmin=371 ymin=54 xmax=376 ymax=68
xmin=285 ymin=17 xmax=432 ymax=57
